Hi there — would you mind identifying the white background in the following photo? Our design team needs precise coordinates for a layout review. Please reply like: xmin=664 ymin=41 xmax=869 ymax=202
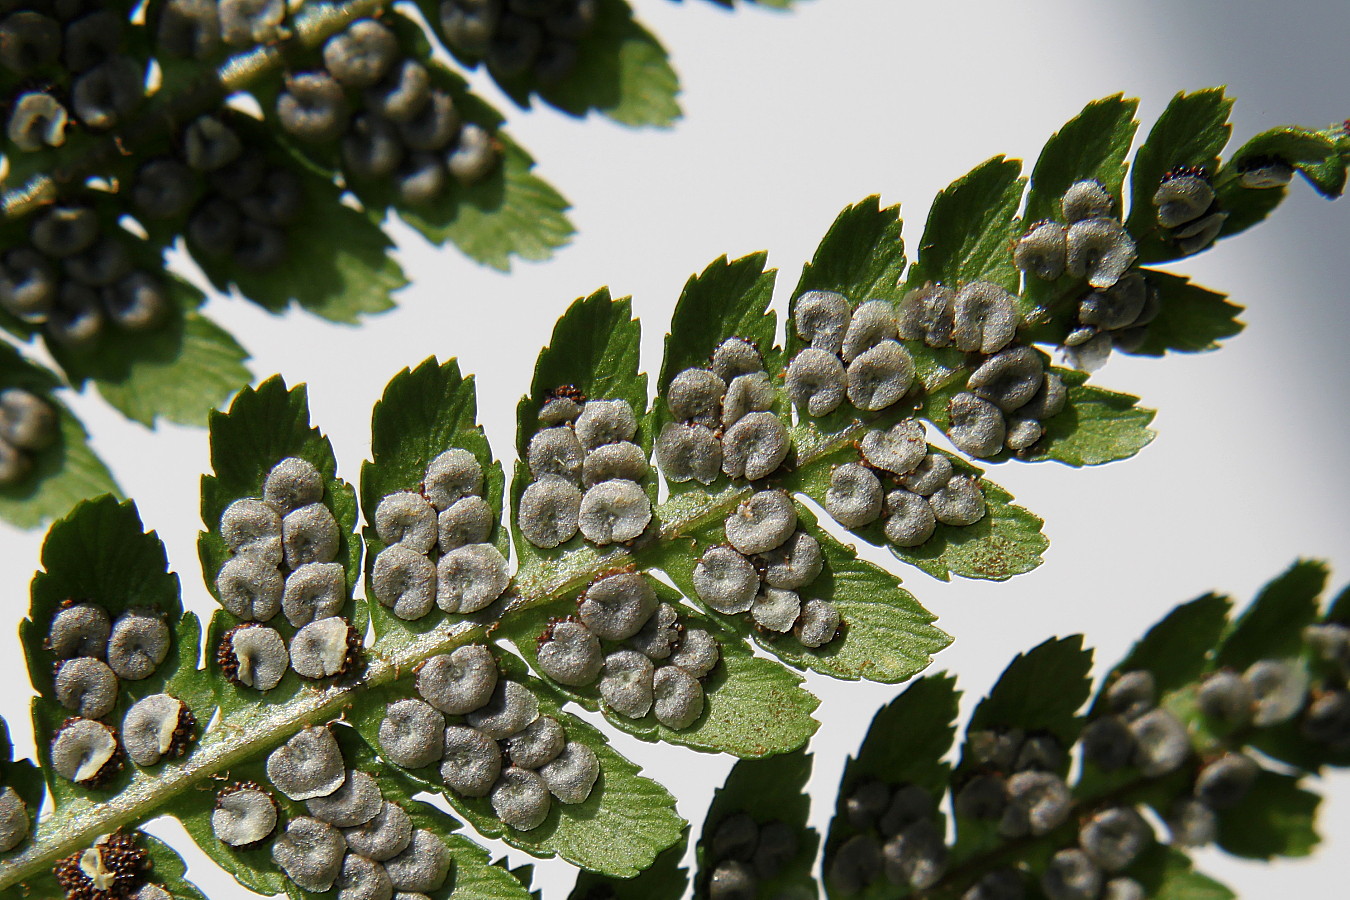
xmin=2 ymin=0 xmax=1348 ymax=896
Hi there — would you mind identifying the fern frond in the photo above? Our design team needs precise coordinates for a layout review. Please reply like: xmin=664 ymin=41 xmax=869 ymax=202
xmin=0 ymin=90 xmax=1346 ymax=900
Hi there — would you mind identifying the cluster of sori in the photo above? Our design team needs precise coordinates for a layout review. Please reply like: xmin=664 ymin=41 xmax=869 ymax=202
xmin=43 ymin=598 xmax=189 ymax=788
xmin=371 ymin=449 xmax=509 ymax=620
xmin=53 ymin=830 xmax=174 ymax=900
xmin=692 ymin=500 xmax=842 ymax=649
xmin=438 ymin=0 xmax=597 ymax=84
xmin=704 ymin=811 xmax=803 ymax=899
xmin=830 ymin=629 xmax=1350 ymax=900
xmin=657 ymin=339 xmax=787 ymax=485
xmin=1077 ymin=675 xmax=1239 ymax=868
xmin=1153 ymin=168 xmax=1230 ymax=257
xmin=1 ymin=3 xmax=145 ymax=151
xmin=156 ymin=0 xmax=291 ymax=56
xmin=955 ymin=730 xmax=1152 ymax=900
xmin=1013 ymin=178 xmax=1153 ymax=371
xmin=1086 ymin=651 xmax=1349 ymax=847
xmin=252 ymin=725 xmax=453 ymax=894
xmin=1061 ymin=270 xmax=1159 ymax=366
xmin=215 ymin=457 xmax=362 ymax=689
xmin=0 ymin=779 xmax=25 ymax=853
xmin=792 ymin=285 xmax=1067 ymax=460
xmin=275 ymin=16 xmax=498 ymax=205
xmin=942 ymin=821 xmax=1153 ymax=900
xmin=944 ymin=341 xmax=1064 ymax=459
xmin=0 ymin=202 xmax=170 ymax=350
xmin=519 ymin=391 xmax=652 ymax=549
xmin=535 ymin=570 xmax=719 ymax=728
xmin=827 ymin=779 xmax=946 ymax=894
xmin=953 ymin=728 xmax=1073 ymax=839
xmin=826 ymin=727 xmax=1153 ymax=900
xmin=377 ymin=644 xmax=600 ymax=829
xmin=0 ymin=385 xmax=57 ymax=486
xmin=1235 ymin=155 xmax=1297 ymax=191
xmin=135 ymin=113 xmax=304 ymax=274
xmin=787 ymin=291 xmax=918 ymax=416
xmin=1301 ymin=621 xmax=1350 ymax=752
xmin=824 ymin=421 xmax=987 ymax=547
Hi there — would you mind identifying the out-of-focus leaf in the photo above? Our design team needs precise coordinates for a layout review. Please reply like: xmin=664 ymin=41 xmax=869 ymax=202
xmin=1215 ymin=771 xmax=1320 ymax=860
xmin=1092 ymin=593 xmax=1232 ymax=713
xmin=1216 ymin=559 xmax=1327 ymax=670
xmin=0 ymin=344 xmax=118 ymax=529
xmin=967 ymin=636 xmax=1093 ymax=752
xmin=1132 ymin=845 xmax=1236 ymax=900
xmin=191 ymin=156 xmax=403 ymax=323
xmin=48 ymin=276 xmax=249 ymax=427
xmin=697 ymin=749 xmax=818 ymax=899
xmin=489 ymin=0 xmax=681 ymax=128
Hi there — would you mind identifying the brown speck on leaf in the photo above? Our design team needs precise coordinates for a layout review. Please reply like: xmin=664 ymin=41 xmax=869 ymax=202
xmin=1162 ymin=163 xmax=1209 ymax=183
xmin=552 ymin=384 xmax=586 ymax=403
xmin=166 ymin=704 xmax=197 ymax=761
xmin=215 ymin=779 xmax=269 ymax=804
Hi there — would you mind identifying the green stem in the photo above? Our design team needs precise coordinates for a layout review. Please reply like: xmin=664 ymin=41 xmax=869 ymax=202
xmin=0 ymin=620 xmax=484 ymax=891
xmin=0 ymin=372 xmax=955 ymax=890
xmin=918 ymin=717 xmax=1265 ymax=899
xmin=506 ymin=415 xmax=875 ymax=613
xmin=916 ymin=769 xmax=1183 ymax=900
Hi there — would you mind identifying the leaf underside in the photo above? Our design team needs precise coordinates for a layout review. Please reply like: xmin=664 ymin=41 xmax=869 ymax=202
xmin=2 ymin=88 xmax=1348 ymax=900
